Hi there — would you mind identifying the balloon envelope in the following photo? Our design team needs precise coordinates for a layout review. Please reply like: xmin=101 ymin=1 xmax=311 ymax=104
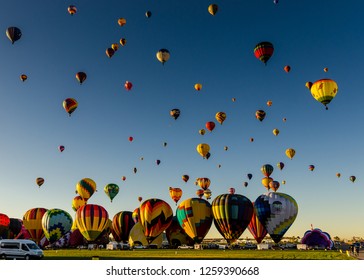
xmin=248 ymin=203 xmax=268 ymax=244
xmin=212 ymin=194 xmax=254 ymax=244
xmin=139 ymin=198 xmax=173 ymax=244
xmin=76 ymin=178 xmax=96 ymax=200
xmin=6 ymin=27 xmax=22 ymax=44
xmin=111 ymin=211 xmax=135 ymax=243
xmin=254 ymin=192 xmax=298 ymax=243
xmin=75 ymin=204 xmax=109 ymax=241
xmin=176 ymin=198 xmax=213 ymax=244
xmin=41 ymin=209 xmax=73 ymax=244
xmin=23 ymin=207 xmax=48 ymax=244
xmin=104 ymin=183 xmax=119 ymax=202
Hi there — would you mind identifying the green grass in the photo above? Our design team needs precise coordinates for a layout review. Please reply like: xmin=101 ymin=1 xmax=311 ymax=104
xmin=43 ymin=249 xmax=355 ymax=260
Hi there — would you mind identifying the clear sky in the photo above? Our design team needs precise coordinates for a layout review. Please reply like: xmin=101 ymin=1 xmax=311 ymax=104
xmin=0 ymin=0 xmax=363 ymax=241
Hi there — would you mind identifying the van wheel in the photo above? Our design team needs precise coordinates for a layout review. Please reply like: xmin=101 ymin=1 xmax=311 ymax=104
xmin=25 ymin=255 xmax=30 ymax=260
xmin=1 ymin=254 xmax=6 ymax=259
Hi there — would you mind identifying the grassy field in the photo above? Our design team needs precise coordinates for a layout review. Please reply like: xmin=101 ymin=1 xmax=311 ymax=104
xmin=43 ymin=249 xmax=355 ymax=260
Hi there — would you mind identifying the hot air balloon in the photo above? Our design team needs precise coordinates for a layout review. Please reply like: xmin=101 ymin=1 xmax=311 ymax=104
xmin=133 ymin=167 xmax=137 ymax=174
xmin=228 ymin=188 xmax=235 ymax=194
xmin=203 ymin=189 xmax=212 ymax=200
xmin=255 ymin=110 xmax=266 ymax=121
xmin=205 ymin=121 xmax=215 ymax=132
xmin=336 ymin=173 xmax=341 ymax=178
xmin=111 ymin=211 xmax=135 ymax=243
xmin=68 ymin=5 xmax=77 ymax=15
xmin=8 ymin=218 xmax=22 ymax=239
xmin=282 ymin=180 xmax=286 ymax=185
xmin=125 ymin=81 xmax=133 ymax=91
xmin=208 ymin=4 xmax=218 ymax=15
xmin=285 ymin=148 xmax=296 ymax=160
xmin=350 ymin=176 xmax=356 ymax=183
xmin=194 ymin=83 xmax=202 ymax=91
xmin=169 ymin=187 xmax=183 ymax=205
xmin=156 ymin=159 xmax=161 ymax=165
xmin=176 ymin=198 xmax=213 ymax=244
xmin=145 ymin=11 xmax=152 ymax=18
xmin=261 ymin=177 xmax=273 ymax=190
xmin=309 ymin=165 xmax=315 ymax=171
xmin=72 ymin=195 xmax=87 ymax=212
xmin=0 ymin=213 xmax=10 ymax=238
xmin=139 ymin=198 xmax=173 ymax=244
xmin=212 ymin=194 xmax=254 ymax=244
xmin=196 ymin=143 xmax=210 ymax=159
xmin=104 ymin=183 xmax=119 ymax=202
xmin=121 ymin=176 xmax=126 ymax=181
xmin=305 ymin=81 xmax=313 ymax=90
xmin=132 ymin=207 xmax=140 ymax=224
xmin=277 ymin=162 xmax=285 ymax=170
xmin=41 ymin=209 xmax=73 ymax=244
xmin=120 ymin=38 xmax=127 ymax=46
xmin=254 ymin=192 xmax=298 ymax=243
xmin=118 ymin=18 xmax=126 ymax=26
xmin=205 ymin=152 xmax=211 ymax=160
xmin=215 ymin=112 xmax=226 ymax=125
xmin=75 ymin=178 xmax=97 ymax=201
xmin=273 ymin=128 xmax=280 ymax=136
xmin=166 ymin=216 xmax=194 ymax=248
xmin=20 ymin=74 xmax=27 ymax=82
xmin=170 ymin=108 xmax=180 ymax=120
xmin=63 ymin=98 xmax=78 ymax=116
xmin=232 ymin=98 xmax=236 ymax=102
xmin=324 ymin=67 xmax=329 ymax=72
xmin=247 ymin=173 xmax=253 ymax=180
xmin=269 ymin=180 xmax=280 ymax=192
xmin=182 ymin=175 xmax=189 ymax=183
xmin=163 ymin=142 xmax=167 ymax=147
xmin=310 ymin=79 xmax=338 ymax=110
xmin=36 ymin=177 xmax=44 ymax=188
xmin=6 ymin=27 xmax=22 ymax=44
xmin=75 ymin=204 xmax=109 ymax=241
xmin=196 ymin=189 xmax=204 ymax=199
xmin=156 ymin=49 xmax=170 ymax=65
xmin=283 ymin=117 xmax=287 ymax=122
xmin=261 ymin=164 xmax=274 ymax=177
xmin=75 ymin=72 xmax=87 ymax=84
xmin=23 ymin=208 xmax=48 ymax=244
xmin=248 ymin=203 xmax=268 ymax=244
xmin=273 ymin=0 xmax=279 ymax=4
xmin=58 ymin=145 xmax=65 ymax=152
xmin=284 ymin=65 xmax=291 ymax=73
xmin=199 ymin=129 xmax=206 ymax=135
xmin=106 ymin=48 xmax=115 ymax=58
xmin=267 ymin=100 xmax=273 ymax=107
xmin=196 ymin=177 xmax=211 ymax=190
xmin=254 ymin=42 xmax=274 ymax=65
xmin=250 ymin=138 xmax=254 ymax=142
xmin=243 ymin=182 xmax=248 ymax=187
xmin=128 ymin=136 xmax=133 ymax=142
xmin=111 ymin=43 xmax=119 ymax=51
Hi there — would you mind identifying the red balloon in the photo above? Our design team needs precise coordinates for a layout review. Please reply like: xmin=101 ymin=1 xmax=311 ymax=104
xmin=128 ymin=136 xmax=133 ymax=142
xmin=205 ymin=121 xmax=215 ymax=132
xmin=124 ymin=81 xmax=133 ymax=91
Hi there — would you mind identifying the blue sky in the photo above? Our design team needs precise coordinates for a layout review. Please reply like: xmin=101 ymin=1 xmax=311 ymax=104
xmin=0 ymin=0 xmax=363 ymax=240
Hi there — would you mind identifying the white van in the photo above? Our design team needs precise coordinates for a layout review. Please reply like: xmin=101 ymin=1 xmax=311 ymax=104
xmin=0 ymin=239 xmax=44 ymax=260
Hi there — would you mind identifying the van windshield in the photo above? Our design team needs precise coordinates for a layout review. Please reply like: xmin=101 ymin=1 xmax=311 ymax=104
xmin=27 ymin=243 xmax=41 ymax=250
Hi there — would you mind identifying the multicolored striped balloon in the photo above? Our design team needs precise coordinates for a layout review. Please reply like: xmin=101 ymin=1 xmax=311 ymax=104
xmin=139 ymin=198 xmax=173 ymax=244
xmin=75 ymin=204 xmax=109 ymax=241
xmin=247 ymin=202 xmax=268 ymax=244
xmin=111 ymin=211 xmax=135 ymax=243
xmin=76 ymin=178 xmax=96 ymax=200
xmin=212 ymin=194 xmax=254 ymax=244
xmin=23 ymin=207 xmax=48 ymax=244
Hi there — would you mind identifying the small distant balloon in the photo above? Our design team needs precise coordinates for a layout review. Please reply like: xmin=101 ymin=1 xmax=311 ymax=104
xmin=145 ymin=11 xmax=152 ymax=18
xmin=247 ymin=173 xmax=253 ymax=180
xmin=284 ymin=65 xmax=291 ymax=73
xmin=228 ymin=188 xmax=235 ymax=194
xmin=170 ymin=108 xmax=180 ymax=120
xmin=205 ymin=121 xmax=215 ymax=132
xmin=194 ymin=83 xmax=202 ymax=91
xmin=118 ymin=18 xmax=126 ymax=26
xmin=124 ymin=81 xmax=133 ymax=91
xmin=267 ymin=100 xmax=273 ymax=107
xmin=308 ymin=165 xmax=315 ymax=171
xmin=58 ymin=145 xmax=65 ymax=152
xmin=75 ymin=72 xmax=87 ymax=84
xmin=208 ymin=4 xmax=218 ymax=16
xmin=120 ymin=38 xmax=127 ymax=46
xmin=111 ymin=43 xmax=119 ymax=51
xmin=243 ymin=182 xmax=248 ymax=187
xmin=128 ymin=136 xmax=133 ymax=142
xmin=20 ymin=74 xmax=27 ymax=82
xmin=199 ymin=129 xmax=206 ymax=135
xmin=182 ymin=175 xmax=189 ymax=183
xmin=63 ymin=98 xmax=78 ymax=116
xmin=350 ymin=176 xmax=356 ymax=183
xmin=6 ymin=27 xmax=22 ymax=44
xmin=156 ymin=49 xmax=170 ymax=65
xmin=121 ymin=176 xmax=126 ymax=181
xmin=324 ymin=67 xmax=328 ymax=72
xmin=336 ymin=173 xmax=341 ymax=178
xmin=272 ymin=128 xmax=280 ymax=136
xmin=68 ymin=5 xmax=77 ymax=15
xmin=133 ymin=167 xmax=137 ymax=174
xmin=106 ymin=48 xmax=115 ymax=58
xmin=36 ymin=177 xmax=44 ymax=188
xmin=255 ymin=110 xmax=266 ymax=122
xmin=156 ymin=159 xmax=161 ymax=165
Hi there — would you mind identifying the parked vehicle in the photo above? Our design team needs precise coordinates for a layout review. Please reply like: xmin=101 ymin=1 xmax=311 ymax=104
xmin=177 ymin=244 xmax=193 ymax=249
xmin=0 ymin=239 xmax=44 ymax=260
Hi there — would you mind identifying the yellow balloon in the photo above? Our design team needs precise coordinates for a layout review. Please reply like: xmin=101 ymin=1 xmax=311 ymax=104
xmin=215 ymin=112 xmax=226 ymax=125
xmin=285 ymin=148 xmax=296 ymax=160
xmin=199 ymin=129 xmax=206 ymax=135
xmin=196 ymin=143 xmax=210 ymax=158
xmin=310 ymin=79 xmax=338 ymax=110
xmin=194 ymin=83 xmax=202 ymax=91
xmin=156 ymin=49 xmax=170 ymax=65
xmin=261 ymin=177 xmax=273 ymax=190
xmin=272 ymin=128 xmax=279 ymax=136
